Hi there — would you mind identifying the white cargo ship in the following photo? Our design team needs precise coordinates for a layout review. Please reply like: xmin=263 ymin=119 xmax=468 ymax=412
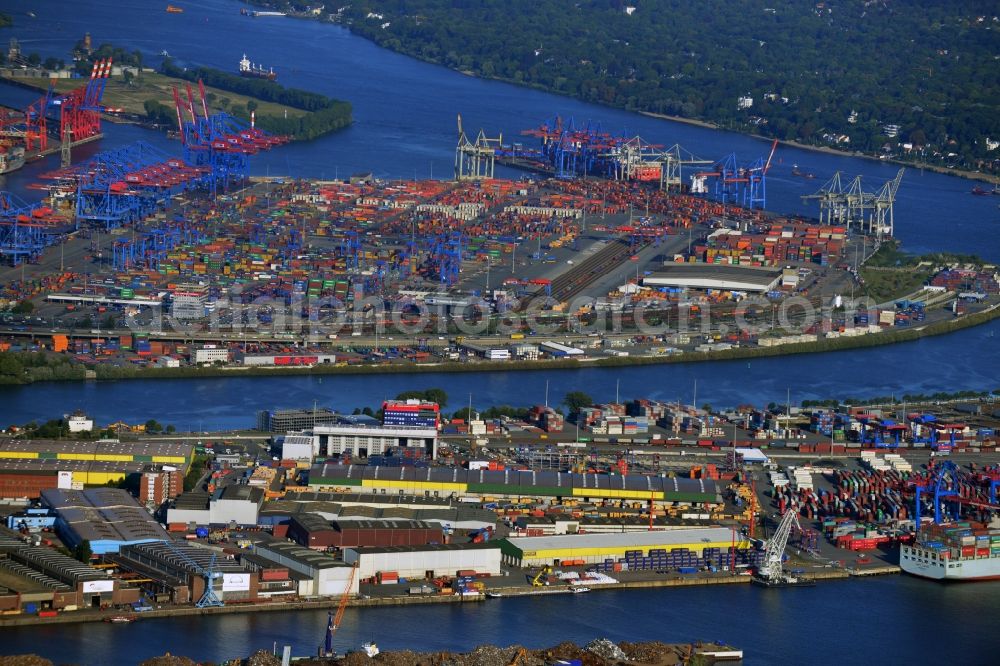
xmin=900 ymin=522 xmax=1000 ymax=581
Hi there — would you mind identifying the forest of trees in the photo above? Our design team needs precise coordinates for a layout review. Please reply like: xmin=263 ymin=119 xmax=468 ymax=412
xmin=161 ymin=60 xmax=352 ymax=140
xmin=0 ymin=352 xmax=87 ymax=385
xmin=331 ymin=0 xmax=1000 ymax=172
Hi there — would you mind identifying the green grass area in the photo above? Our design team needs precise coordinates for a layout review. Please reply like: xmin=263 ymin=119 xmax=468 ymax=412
xmin=183 ymin=454 xmax=208 ymax=492
xmin=860 ymin=239 xmax=990 ymax=303
xmin=43 ymin=72 xmax=306 ymax=123
xmin=859 ymin=267 xmax=934 ymax=304
xmin=866 ymin=240 xmax=986 ymax=269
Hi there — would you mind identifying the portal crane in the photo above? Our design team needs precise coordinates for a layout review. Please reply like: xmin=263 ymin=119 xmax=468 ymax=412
xmin=162 ymin=539 xmax=224 ymax=608
xmin=910 ymin=461 xmax=1000 ymax=531
xmin=755 ymin=505 xmax=801 ymax=583
xmin=322 ymin=562 xmax=358 ymax=656
xmin=455 ymin=114 xmax=500 ymax=181
xmin=530 ymin=565 xmax=552 ymax=586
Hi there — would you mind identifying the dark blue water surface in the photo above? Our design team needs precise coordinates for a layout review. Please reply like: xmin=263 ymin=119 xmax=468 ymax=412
xmin=2 ymin=578 xmax=998 ymax=665
xmin=1 ymin=2 xmax=999 ymax=663
xmin=0 ymin=317 xmax=998 ymax=430
xmin=0 ymin=0 xmax=998 ymax=258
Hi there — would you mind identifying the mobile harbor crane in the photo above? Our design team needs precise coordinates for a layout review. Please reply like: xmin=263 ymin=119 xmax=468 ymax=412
xmin=751 ymin=507 xmax=815 ymax=588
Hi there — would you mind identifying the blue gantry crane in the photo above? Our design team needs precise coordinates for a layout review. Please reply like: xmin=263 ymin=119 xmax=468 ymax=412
xmin=112 ymin=225 xmax=204 ymax=271
xmin=913 ymin=461 xmax=961 ymax=527
xmin=690 ymin=140 xmax=778 ymax=209
xmin=172 ymin=81 xmax=288 ymax=196
xmin=0 ymin=192 xmax=70 ymax=265
xmin=72 ymin=140 xmax=211 ymax=229
xmin=162 ymin=540 xmax=225 ymax=608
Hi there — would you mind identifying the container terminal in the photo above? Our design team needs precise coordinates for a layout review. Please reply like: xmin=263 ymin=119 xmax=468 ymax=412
xmin=0 ymin=51 xmax=115 ymax=175
xmin=1 ymin=78 xmax=996 ymax=369
xmin=0 ymin=392 xmax=997 ymax=625
xmin=1 ymin=112 xmax=997 ymax=372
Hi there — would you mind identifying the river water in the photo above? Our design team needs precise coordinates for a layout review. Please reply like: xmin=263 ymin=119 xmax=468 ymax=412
xmin=0 ymin=317 xmax=998 ymax=430
xmin=2 ymin=577 xmax=998 ymax=665
xmin=0 ymin=2 xmax=999 ymax=662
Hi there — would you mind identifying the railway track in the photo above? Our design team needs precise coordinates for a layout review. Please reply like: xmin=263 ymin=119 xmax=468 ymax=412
xmin=548 ymin=238 xmax=647 ymax=302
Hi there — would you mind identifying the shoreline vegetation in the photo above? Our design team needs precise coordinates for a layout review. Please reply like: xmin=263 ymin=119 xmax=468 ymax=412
xmin=1 ymin=304 xmax=997 ymax=388
xmin=159 ymin=60 xmax=352 ymax=141
xmin=256 ymin=1 xmax=998 ymax=184
xmin=637 ymin=111 xmax=998 ymax=186
xmin=0 ymin=48 xmax=352 ymax=142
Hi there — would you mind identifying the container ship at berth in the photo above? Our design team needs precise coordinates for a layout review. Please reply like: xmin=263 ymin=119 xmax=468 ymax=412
xmin=239 ymin=54 xmax=277 ymax=81
xmin=900 ymin=522 xmax=1000 ymax=581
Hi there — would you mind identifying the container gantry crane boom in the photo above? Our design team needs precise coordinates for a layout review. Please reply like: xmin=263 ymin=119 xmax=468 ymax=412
xmin=759 ymin=506 xmax=800 ymax=582
xmin=332 ymin=563 xmax=358 ymax=633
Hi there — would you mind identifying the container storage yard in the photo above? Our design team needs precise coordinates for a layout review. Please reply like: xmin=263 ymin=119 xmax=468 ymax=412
xmin=3 ymin=166 xmax=996 ymax=374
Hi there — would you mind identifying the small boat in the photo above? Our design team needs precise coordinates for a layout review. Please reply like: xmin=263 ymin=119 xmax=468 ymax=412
xmin=160 ymin=50 xmax=170 ymax=57
xmin=105 ymin=615 xmax=136 ymax=623
xmin=750 ymin=573 xmax=815 ymax=588
xmin=166 ymin=5 xmax=184 ymax=13
xmin=485 ymin=591 xmax=503 ymax=598
xmin=790 ymin=165 xmax=815 ymax=179
xmin=971 ymin=186 xmax=990 ymax=196
xmin=570 ymin=586 xmax=591 ymax=593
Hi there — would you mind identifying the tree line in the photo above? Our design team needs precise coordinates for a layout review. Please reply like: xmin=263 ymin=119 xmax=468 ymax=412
xmin=337 ymin=0 xmax=1000 ymax=173
xmin=159 ymin=59 xmax=352 ymax=139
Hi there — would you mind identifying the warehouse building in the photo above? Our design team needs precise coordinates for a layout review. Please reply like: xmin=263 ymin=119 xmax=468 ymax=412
xmin=260 ymin=500 xmax=496 ymax=533
xmin=113 ymin=540 xmax=256 ymax=605
xmin=252 ymin=541 xmax=357 ymax=597
xmin=40 ymin=488 xmax=170 ymax=555
xmin=191 ymin=345 xmax=230 ymax=364
xmin=280 ymin=434 xmax=317 ymax=462
xmin=459 ymin=342 xmax=512 ymax=361
xmin=0 ymin=533 xmax=141 ymax=611
xmin=512 ymin=515 xmax=720 ymax=536
xmin=287 ymin=514 xmax=443 ymax=550
xmin=343 ymin=543 xmax=502 ymax=580
xmin=643 ymin=264 xmax=782 ymax=293
xmin=236 ymin=352 xmax=337 ymax=367
xmin=539 ymin=341 xmax=584 ymax=357
xmin=281 ymin=491 xmax=454 ymax=511
xmin=311 ymin=423 xmax=439 ymax=460
xmin=499 ymin=528 xmax=736 ymax=567
xmin=0 ymin=439 xmax=193 ymax=497
xmin=0 ymin=459 xmax=147 ymax=498
xmin=257 ymin=407 xmax=341 ymax=433
xmin=309 ymin=465 xmax=719 ymax=506
xmin=381 ymin=400 xmax=441 ymax=429
xmin=333 ymin=506 xmax=496 ymax=532
xmin=166 ymin=485 xmax=265 ymax=527
xmin=237 ymin=553 xmax=300 ymax=599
